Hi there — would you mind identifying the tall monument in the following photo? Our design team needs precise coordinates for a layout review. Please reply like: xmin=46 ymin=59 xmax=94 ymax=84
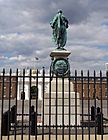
xmin=44 ymin=10 xmax=80 ymax=127
xmin=50 ymin=9 xmax=70 ymax=77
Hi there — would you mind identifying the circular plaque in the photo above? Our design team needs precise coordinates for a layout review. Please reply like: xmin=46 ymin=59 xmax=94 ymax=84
xmin=51 ymin=58 xmax=70 ymax=76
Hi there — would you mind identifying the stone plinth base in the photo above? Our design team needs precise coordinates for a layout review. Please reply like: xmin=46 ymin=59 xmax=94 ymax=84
xmin=44 ymin=78 xmax=80 ymax=125
xmin=50 ymin=49 xmax=71 ymax=59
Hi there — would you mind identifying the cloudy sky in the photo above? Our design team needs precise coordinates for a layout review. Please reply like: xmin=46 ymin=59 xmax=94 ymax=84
xmin=0 ymin=0 xmax=108 ymax=74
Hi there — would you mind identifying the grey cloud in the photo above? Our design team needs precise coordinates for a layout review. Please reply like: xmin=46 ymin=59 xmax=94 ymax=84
xmin=0 ymin=0 xmax=90 ymax=30
xmin=0 ymin=0 xmax=108 ymax=31
xmin=35 ymin=0 xmax=90 ymax=24
xmin=88 ymin=0 xmax=108 ymax=12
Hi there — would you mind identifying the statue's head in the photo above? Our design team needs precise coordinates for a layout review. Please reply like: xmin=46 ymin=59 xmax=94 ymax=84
xmin=57 ymin=9 xmax=63 ymax=14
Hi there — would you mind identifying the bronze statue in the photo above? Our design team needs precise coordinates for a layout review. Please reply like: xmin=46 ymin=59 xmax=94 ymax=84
xmin=50 ymin=10 xmax=68 ymax=49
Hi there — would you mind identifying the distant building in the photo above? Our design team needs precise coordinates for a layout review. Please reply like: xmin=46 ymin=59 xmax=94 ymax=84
xmin=0 ymin=69 xmax=50 ymax=100
xmin=0 ymin=69 xmax=108 ymax=99
xmin=0 ymin=75 xmax=17 ymax=99
xmin=17 ymin=69 xmax=43 ymax=100
xmin=75 ymin=79 xmax=107 ymax=99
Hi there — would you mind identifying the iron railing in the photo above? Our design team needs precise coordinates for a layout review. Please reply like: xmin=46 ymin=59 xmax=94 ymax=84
xmin=0 ymin=69 xmax=108 ymax=140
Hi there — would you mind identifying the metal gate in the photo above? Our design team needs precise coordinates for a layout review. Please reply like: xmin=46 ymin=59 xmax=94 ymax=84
xmin=0 ymin=69 xmax=108 ymax=140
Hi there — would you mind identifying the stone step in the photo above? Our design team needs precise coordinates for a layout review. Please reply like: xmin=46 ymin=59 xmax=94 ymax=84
xmin=44 ymin=98 xmax=80 ymax=106
xmin=44 ymin=105 xmax=80 ymax=114
xmin=44 ymin=114 xmax=80 ymax=125
xmin=44 ymin=92 xmax=79 ymax=99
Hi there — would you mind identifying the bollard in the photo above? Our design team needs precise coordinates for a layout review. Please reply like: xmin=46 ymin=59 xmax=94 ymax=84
xmin=97 ymin=112 xmax=104 ymax=135
xmin=1 ymin=111 xmax=9 ymax=136
xmin=31 ymin=112 xmax=36 ymax=135
xmin=91 ymin=106 xmax=95 ymax=121
xmin=97 ymin=107 xmax=100 ymax=114
xmin=21 ymin=92 xmax=25 ymax=100
xmin=11 ymin=105 xmax=16 ymax=123
xmin=30 ymin=105 xmax=34 ymax=121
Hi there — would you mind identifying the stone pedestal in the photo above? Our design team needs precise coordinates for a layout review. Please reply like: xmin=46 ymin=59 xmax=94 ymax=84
xmin=44 ymin=78 xmax=80 ymax=125
xmin=44 ymin=49 xmax=80 ymax=126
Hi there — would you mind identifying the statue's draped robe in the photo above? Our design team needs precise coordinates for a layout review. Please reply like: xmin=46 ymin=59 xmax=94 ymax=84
xmin=50 ymin=13 xmax=67 ymax=48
